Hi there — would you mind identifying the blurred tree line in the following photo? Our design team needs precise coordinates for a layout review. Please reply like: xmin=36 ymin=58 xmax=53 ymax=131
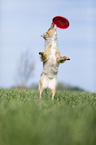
xmin=30 ymin=82 xmax=84 ymax=91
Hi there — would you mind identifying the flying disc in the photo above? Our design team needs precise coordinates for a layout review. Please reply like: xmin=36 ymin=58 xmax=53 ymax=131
xmin=52 ymin=16 xmax=69 ymax=29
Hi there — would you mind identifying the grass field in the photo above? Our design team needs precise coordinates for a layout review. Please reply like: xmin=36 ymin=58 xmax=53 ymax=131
xmin=0 ymin=89 xmax=96 ymax=145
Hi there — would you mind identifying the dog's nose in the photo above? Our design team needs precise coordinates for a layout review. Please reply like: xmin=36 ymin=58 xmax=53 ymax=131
xmin=51 ymin=23 xmax=57 ymax=29
xmin=51 ymin=23 xmax=54 ymax=28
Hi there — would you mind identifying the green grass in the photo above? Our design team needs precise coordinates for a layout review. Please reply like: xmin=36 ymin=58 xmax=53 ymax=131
xmin=0 ymin=89 xmax=96 ymax=145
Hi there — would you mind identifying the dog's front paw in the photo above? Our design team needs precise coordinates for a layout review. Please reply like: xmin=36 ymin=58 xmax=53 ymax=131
xmin=65 ymin=57 xmax=70 ymax=60
xmin=59 ymin=56 xmax=70 ymax=63
xmin=39 ymin=52 xmax=44 ymax=56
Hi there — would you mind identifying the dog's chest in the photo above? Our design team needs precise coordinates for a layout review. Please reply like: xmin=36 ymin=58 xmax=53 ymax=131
xmin=43 ymin=48 xmax=59 ymax=77
xmin=48 ymin=49 xmax=56 ymax=64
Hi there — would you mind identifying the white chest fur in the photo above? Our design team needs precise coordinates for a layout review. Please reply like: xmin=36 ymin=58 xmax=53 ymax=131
xmin=49 ymin=48 xmax=56 ymax=64
xmin=42 ymin=29 xmax=59 ymax=78
xmin=42 ymin=48 xmax=59 ymax=78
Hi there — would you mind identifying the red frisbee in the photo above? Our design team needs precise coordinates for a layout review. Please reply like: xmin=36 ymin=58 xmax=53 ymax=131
xmin=52 ymin=16 xmax=69 ymax=29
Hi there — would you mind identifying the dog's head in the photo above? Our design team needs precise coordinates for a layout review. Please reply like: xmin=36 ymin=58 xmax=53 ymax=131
xmin=41 ymin=23 xmax=57 ymax=39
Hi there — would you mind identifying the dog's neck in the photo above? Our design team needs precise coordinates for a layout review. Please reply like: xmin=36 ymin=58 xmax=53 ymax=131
xmin=45 ymin=31 xmax=57 ymax=49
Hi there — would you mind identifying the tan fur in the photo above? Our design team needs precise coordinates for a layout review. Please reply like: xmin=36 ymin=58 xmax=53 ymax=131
xmin=39 ymin=23 xmax=70 ymax=100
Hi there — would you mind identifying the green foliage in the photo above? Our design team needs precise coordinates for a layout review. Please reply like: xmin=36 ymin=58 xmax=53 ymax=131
xmin=0 ymin=89 xmax=96 ymax=145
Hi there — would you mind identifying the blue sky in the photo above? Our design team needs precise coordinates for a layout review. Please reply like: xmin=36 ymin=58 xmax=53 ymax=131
xmin=0 ymin=0 xmax=96 ymax=92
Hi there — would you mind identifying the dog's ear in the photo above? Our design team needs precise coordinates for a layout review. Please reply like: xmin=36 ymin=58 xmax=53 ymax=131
xmin=41 ymin=32 xmax=47 ymax=37
xmin=41 ymin=34 xmax=44 ymax=37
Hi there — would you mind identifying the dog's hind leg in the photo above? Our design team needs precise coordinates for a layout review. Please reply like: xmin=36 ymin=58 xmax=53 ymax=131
xmin=40 ymin=89 xmax=43 ymax=99
xmin=39 ymin=81 xmax=43 ymax=99
xmin=52 ymin=88 xmax=56 ymax=101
